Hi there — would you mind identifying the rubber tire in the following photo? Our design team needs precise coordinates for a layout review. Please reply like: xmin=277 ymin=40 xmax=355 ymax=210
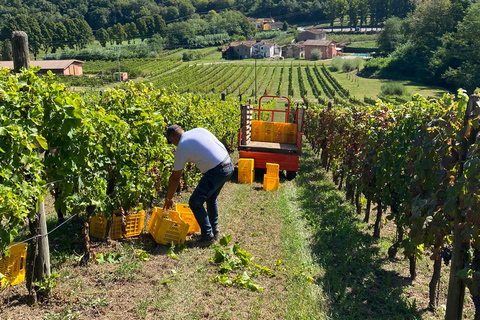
xmin=286 ymin=171 xmax=297 ymax=181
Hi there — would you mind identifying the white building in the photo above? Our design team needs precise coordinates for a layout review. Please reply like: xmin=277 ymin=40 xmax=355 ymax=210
xmin=252 ymin=41 xmax=282 ymax=58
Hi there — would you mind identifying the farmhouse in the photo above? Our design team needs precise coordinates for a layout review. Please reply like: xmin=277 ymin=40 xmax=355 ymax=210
xmin=297 ymin=29 xmax=327 ymax=42
xmin=282 ymin=42 xmax=305 ymax=59
xmin=303 ymin=39 xmax=339 ymax=60
xmin=0 ymin=59 xmax=84 ymax=75
xmin=252 ymin=41 xmax=282 ymax=59
xmin=222 ymin=40 xmax=256 ymax=59
xmin=248 ymin=17 xmax=276 ymax=31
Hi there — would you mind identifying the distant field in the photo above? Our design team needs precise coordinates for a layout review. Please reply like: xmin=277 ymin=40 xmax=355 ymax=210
xmin=80 ymin=49 xmax=446 ymax=103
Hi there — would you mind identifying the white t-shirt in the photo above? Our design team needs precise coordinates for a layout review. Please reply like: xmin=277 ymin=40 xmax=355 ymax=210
xmin=173 ymin=128 xmax=230 ymax=173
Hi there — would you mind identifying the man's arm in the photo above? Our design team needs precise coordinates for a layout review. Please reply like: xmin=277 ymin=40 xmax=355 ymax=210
xmin=163 ymin=169 xmax=182 ymax=210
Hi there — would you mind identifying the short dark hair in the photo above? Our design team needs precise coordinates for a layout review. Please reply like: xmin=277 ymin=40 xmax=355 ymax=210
xmin=166 ymin=124 xmax=181 ymax=139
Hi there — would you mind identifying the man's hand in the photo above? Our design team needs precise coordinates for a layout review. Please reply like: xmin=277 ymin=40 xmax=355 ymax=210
xmin=163 ymin=198 xmax=174 ymax=210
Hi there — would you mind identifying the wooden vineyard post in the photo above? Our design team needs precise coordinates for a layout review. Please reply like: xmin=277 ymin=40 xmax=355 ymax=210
xmin=12 ymin=30 xmax=51 ymax=303
xmin=445 ymin=95 xmax=480 ymax=319
xmin=12 ymin=31 xmax=29 ymax=73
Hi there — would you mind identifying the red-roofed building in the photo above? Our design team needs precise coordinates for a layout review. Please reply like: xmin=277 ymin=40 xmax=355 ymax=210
xmin=0 ymin=59 xmax=84 ymax=75
xmin=297 ymin=29 xmax=327 ymax=42
xmin=303 ymin=40 xmax=338 ymax=59
xmin=222 ymin=40 xmax=256 ymax=59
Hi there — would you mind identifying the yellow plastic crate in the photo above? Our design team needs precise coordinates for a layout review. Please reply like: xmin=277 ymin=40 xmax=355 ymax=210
xmin=110 ymin=210 xmax=145 ymax=239
xmin=266 ymin=163 xmax=280 ymax=178
xmin=262 ymin=121 xmax=274 ymax=142
xmin=152 ymin=207 xmax=184 ymax=224
xmin=90 ymin=213 xmax=107 ymax=239
xmin=148 ymin=208 xmax=189 ymax=245
xmin=175 ymin=204 xmax=201 ymax=234
xmin=274 ymin=122 xmax=286 ymax=143
xmin=251 ymin=120 xmax=262 ymax=141
xmin=0 ymin=242 xmax=28 ymax=288
xmin=238 ymin=158 xmax=254 ymax=172
xmin=285 ymin=123 xmax=297 ymax=144
xmin=263 ymin=175 xmax=279 ymax=191
xmin=238 ymin=170 xmax=255 ymax=183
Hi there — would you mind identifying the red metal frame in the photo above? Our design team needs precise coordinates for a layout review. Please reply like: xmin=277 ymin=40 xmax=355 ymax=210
xmin=255 ymin=95 xmax=298 ymax=123
xmin=239 ymin=95 xmax=302 ymax=173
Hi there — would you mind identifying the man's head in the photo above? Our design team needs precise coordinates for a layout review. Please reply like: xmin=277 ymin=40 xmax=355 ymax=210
xmin=166 ymin=124 xmax=184 ymax=146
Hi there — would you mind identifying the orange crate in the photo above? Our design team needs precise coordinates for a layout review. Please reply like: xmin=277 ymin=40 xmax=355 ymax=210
xmin=238 ymin=158 xmax=254 ymax=172
xmin=262 ymin=121 xmax=274 ymax=142
xmin=90 ymin=213 xmax=107 ymax=239
xmin=266 ymin=163 xmax=279 ymax=177
xmin=251 ymin=120 xmax=262 ymax=141
xmin=148 ymin=208 xmax=189 ymax=245
xmin=110 ymin=210 xmax=145 ymax=239
xmin=263 ymin=175 xmax=279 ymax=191
xmin=238 ymin=170 xmax=254 ymax=183
xmin=0 ymin=242 xmax=28 ymax=288
xmin=285 ymin=123 xmax=297 ymax=144
xmin=175 ymin=204 xmax=201 ymax=234
xmin=274 ymin=122 xmax=286 ymax=143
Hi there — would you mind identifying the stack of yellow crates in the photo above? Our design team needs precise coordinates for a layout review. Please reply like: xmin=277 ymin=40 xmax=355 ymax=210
xmin=285 ymin=123 xmax=297 ymax=144
xmin=263 ymin=163 xmax=279 ymax=191
xmin=262 ymin=121 xmax=274 ymax=142
xmin=238 ymin=158 xmax=255 ymax=183
xmin=251 ymin=120 xmax=262 ymax=141
xmin=274 ymin=122 xmax=286 ymax=143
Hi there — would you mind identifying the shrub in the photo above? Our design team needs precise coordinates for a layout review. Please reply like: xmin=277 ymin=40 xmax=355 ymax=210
xmin=310 ymin=49 xmax=322 ymax=61
xmin=380 ymin=83 xmax=406 ymax=96
xmin=342 ymin=59 xmax=356 ymax=72
xmin=331 ymin=56 xmax=343 ymax=71
xmin=182 ymin=52 xmax=195 ymax=61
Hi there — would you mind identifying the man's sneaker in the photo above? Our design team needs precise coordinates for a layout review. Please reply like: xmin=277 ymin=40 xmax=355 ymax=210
xmin=213 ymin=230 xmax=220 ymax=241
xmin=188 ymin=233 xmax=215 ymax=248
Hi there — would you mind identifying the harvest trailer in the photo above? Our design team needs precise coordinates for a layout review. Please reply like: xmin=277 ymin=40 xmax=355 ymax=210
xmin=237 ymin=95 xmax=305 ymax=180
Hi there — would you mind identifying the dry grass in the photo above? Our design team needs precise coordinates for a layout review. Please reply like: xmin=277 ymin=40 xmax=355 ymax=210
xmin=0 ymin=159 xmax=324 ymax=319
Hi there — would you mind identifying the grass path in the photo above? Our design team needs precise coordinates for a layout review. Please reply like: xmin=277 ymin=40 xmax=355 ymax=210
xmin=1 ymin=145 xmax=474 ymax=319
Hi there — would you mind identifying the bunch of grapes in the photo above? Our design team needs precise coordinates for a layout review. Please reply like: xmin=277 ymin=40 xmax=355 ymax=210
xmin=440 ymin=246 xmax=452 ymax=266
xmin=148 ymin=165 xmax=162 ymax=193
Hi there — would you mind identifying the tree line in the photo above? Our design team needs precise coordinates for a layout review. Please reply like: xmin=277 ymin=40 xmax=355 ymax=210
xmin=0 ymin=0 xmax=418 ymax=54
xmin=363 ymin=0 xmax=478 ymax=94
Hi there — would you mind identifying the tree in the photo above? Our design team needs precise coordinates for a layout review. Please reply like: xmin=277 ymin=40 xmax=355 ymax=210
xmin=347 ymin=0 xmax=359 ymax=29
xmin=86 ymin=7 xmax=110 ymax=31
xmin=219 ymin=10 xmax=255 ymax=39
xmin=409 ymin=0 xmax=455 ymax=50
xmin=63 ymin=18 xmax=79 ymax=49
xmin=26 ymin=16 xmax=43 ymax=59
xmin=95 ymin=28 xmax=109 ymax=47
xmin=111 ymin=23 xmax=127 ymax=45
xmin=167 ymin=21 xmax=195 ymax=46
xmin=433 ymin=2 xmax=480 ymax=93
xmin=135 ymin=18 xmax=148 ymax=41
xmin=75 ymin=18 xmax=92 ymax=49
xmin=1 ymin=39 xmax=12 ymax=60
xmin=147 ymin=33 xmax=163 ymax=55
xmin=124 ymin=22 xmax=139 ymax=44
xmin=377 ymin=17 xmax=406 ymax=54
xmin=153 ymin=15 xmax=167 ymax=37
xmin=282 ymin=21 xmax=289 ymax=31
xmin=165 ymin=6 xmax=180 ymax=22
xmin=324 ymin=0 xmax=348 ymax=26
xmin=40 ymin=21 xmax=54 ymax=53
xmin=52 ymin=22 xmax=67 ymax=53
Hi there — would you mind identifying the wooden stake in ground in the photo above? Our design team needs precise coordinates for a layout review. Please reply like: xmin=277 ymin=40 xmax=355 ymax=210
xmin=11 ymin=31 xmax=29 ymax=73
xmin=12 ymin=30 xmax=51 ymax=303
